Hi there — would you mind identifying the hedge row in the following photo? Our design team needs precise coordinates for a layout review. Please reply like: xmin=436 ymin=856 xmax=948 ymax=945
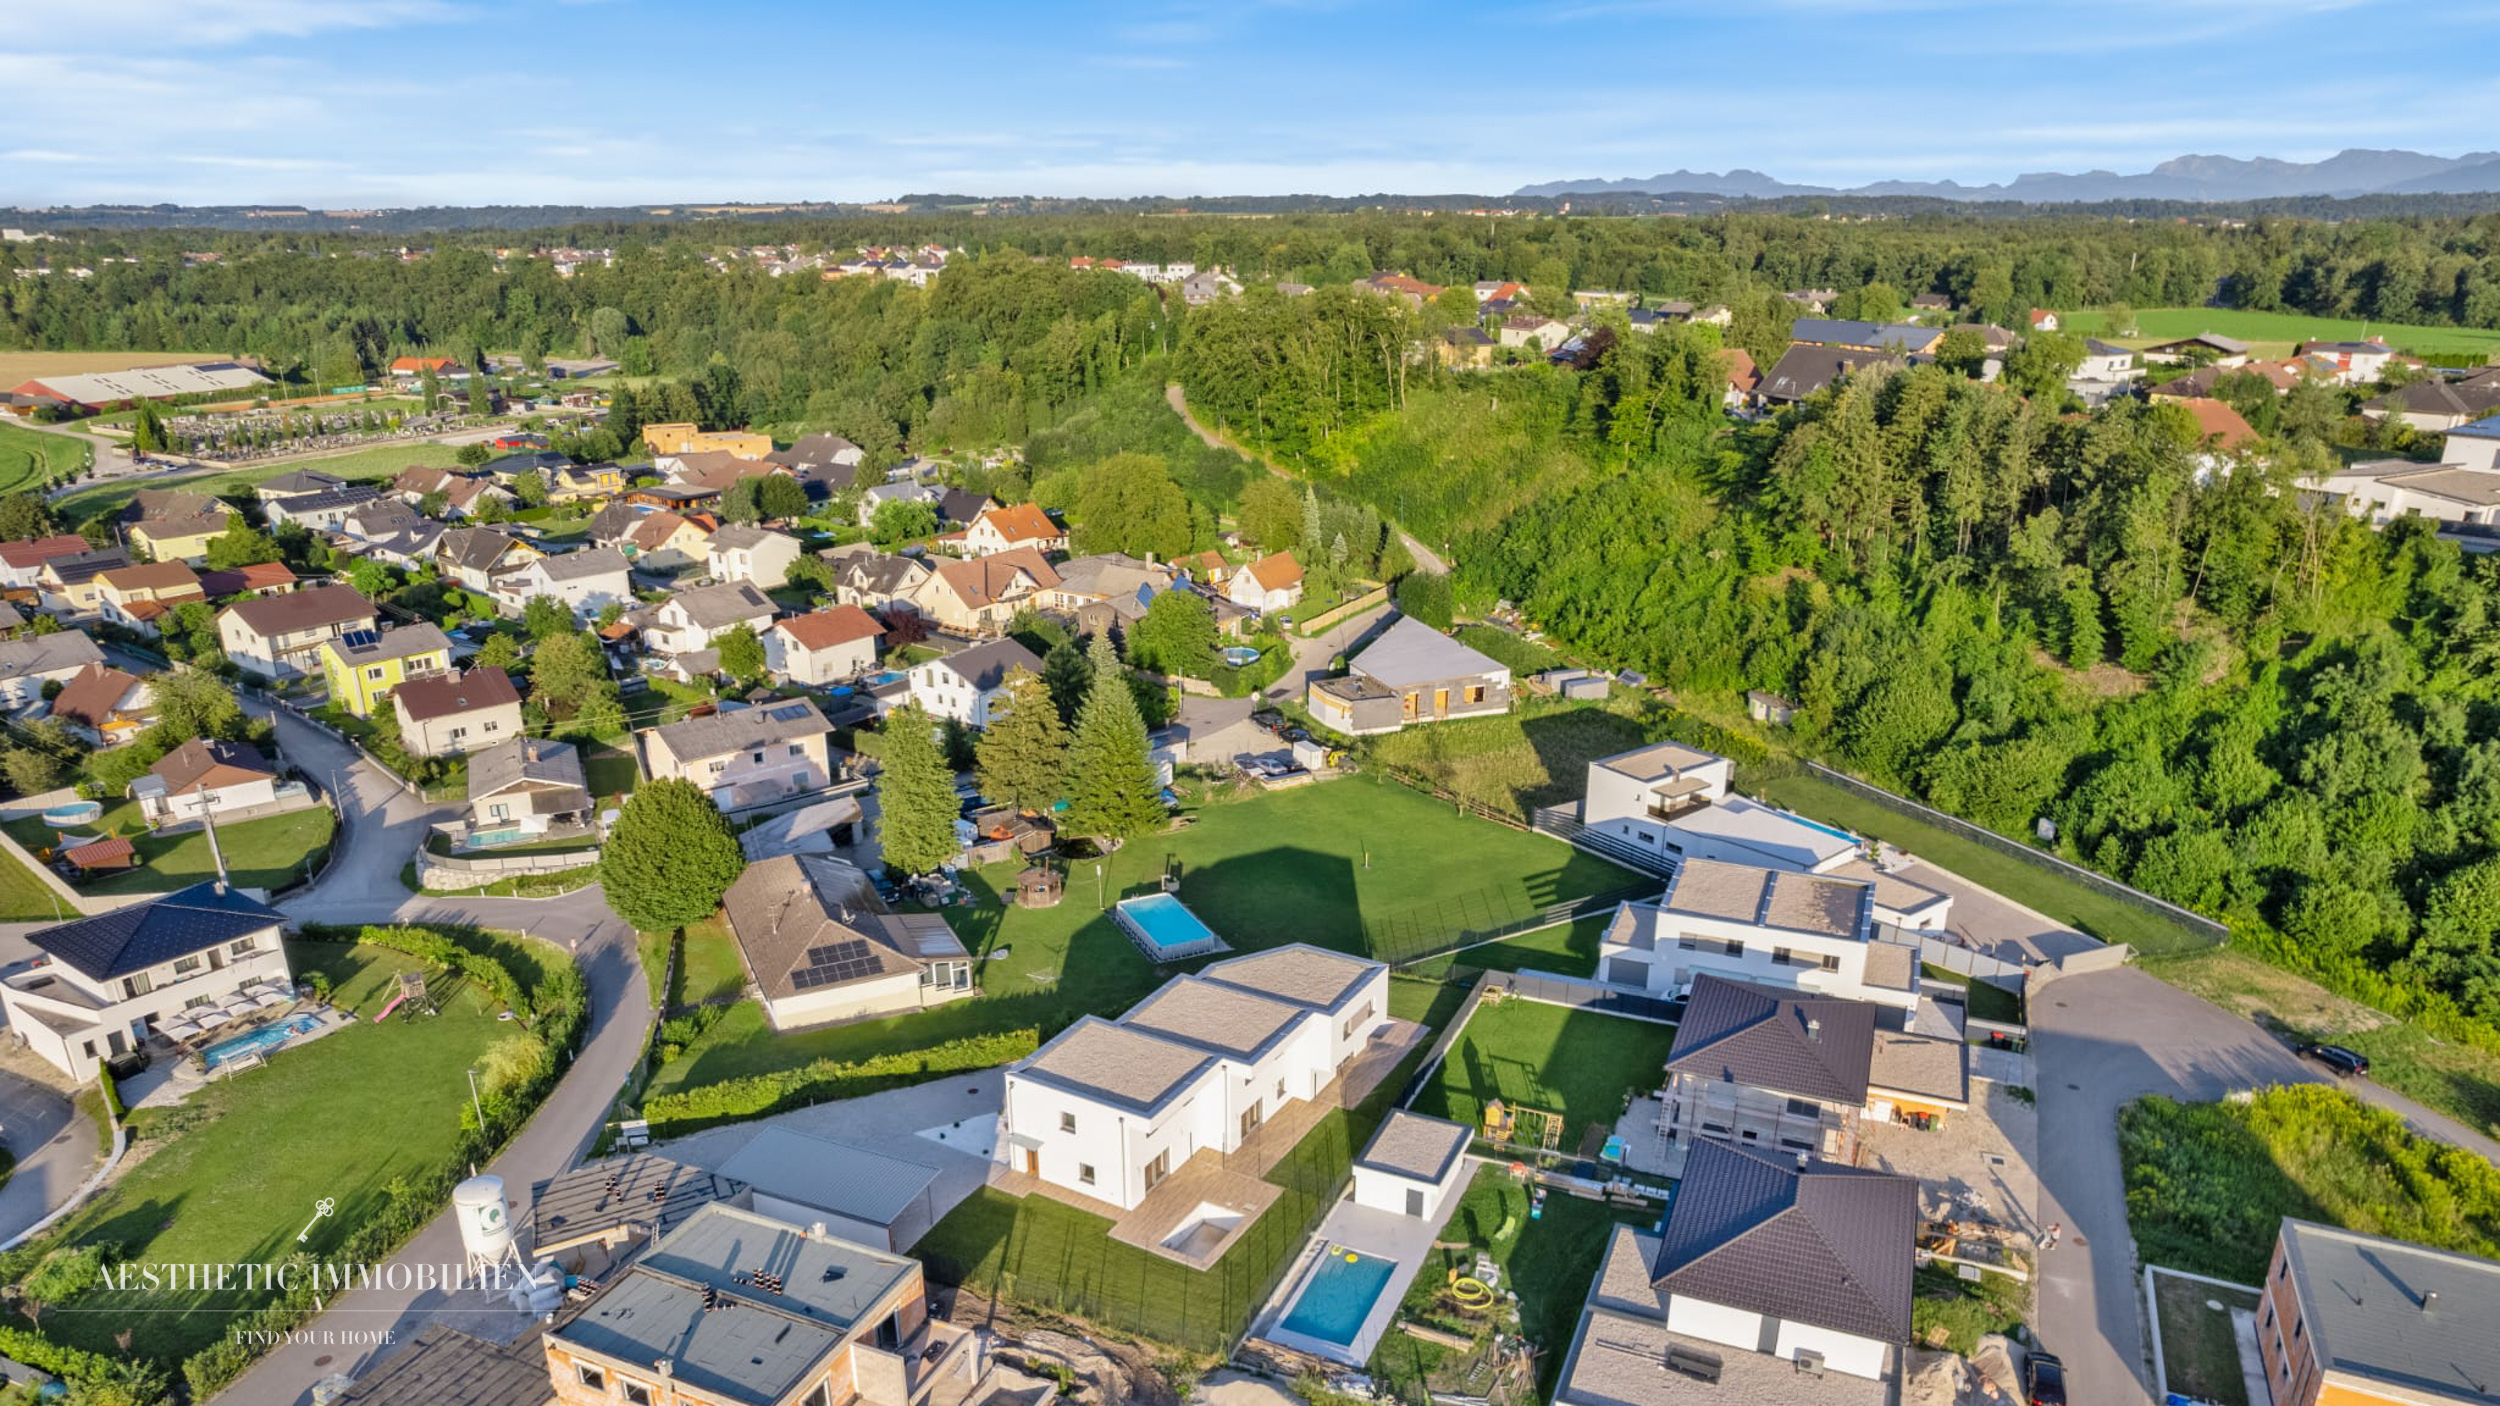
xmin=0 ymin=1323 xmax=115 ymax=1384
xmin=641 ymin=1029 xmax=1039 ymax=1136
xmin=343 ymin=922 xmax=530 ymax=1018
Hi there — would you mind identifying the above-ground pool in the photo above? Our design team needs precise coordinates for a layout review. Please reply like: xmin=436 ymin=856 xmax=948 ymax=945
xmin=201 ymin=1013 xmax=321 ymax=1071
xmin=1111 ymin=893 xmax=1230 ymax=961
xmin=39 ymin=800 xmax=102 ymax=828
xmin=1277 ymin=1247 xmax=1398 ymax=1349
xmin=1221 ymin=646 xmax=1262 ymax=668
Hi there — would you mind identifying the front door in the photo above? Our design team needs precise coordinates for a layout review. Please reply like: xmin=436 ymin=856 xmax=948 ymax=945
xmin=1142 ymin=1149 xmax=1171 ymax=1192
xmin=1433 ymin=688 xmax=1450 ymax=717
xmin=106 ymin=1030 xmax=127 ymax=1057
xmin=1023 ymin=1148 xmax=1039 ymax=1176
xmin=1240 ymin=1102 xmax=1262 ymax=1140
xmin=1405 ymin=1187 xmax=1426 ymax=1218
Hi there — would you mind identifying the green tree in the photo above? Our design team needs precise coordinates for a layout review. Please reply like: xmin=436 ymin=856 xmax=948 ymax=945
xmin=720 ymin=477 xmax=764 ymax=525
xmin=474 ymin=632 xmax=522 ymax=671
xmin=1236 ymin=477 xmax=1303 ymax=552
xmin=512 ymin=469 xmax=550 ymax=508
xmin=454 ymin=442 xmax=491 ymax=468
xmin=756 ymin=473 xmax=810 ymax=523
xmin=1064 ymin=631 xmax=1165 ymax=843
xmin=784 ymin=553 xmax=834 ymax=594
xmin=1041 ymin=638 xmax=1092 ymax=727
xmin=522 ymin=593 xmax=574 ymax=641
xmin=715 ymin=623 xmax=767 ymax=685
xmin=589 ymin=307 xmax=630 ymax=356
xmin=871 ymin=498 xmax=938 ymax=545
xmin=151 ymin=665 xmax=244 ymax=739
xmin=1128 ymin=589 xmax=1217 ymax=677
xmin=418 ymin=365 xmax=441 ymax=413
xmin=2003 ymin=330 xmax=2085 ymax=401
xmin=346 ymin=557 xmax=396 ymax=599
xmin=202 ymin=519 xmax=282 ymax=570
xmin=130 ymin=401 xmax=166 ymax=454
xmin=2 ymin=744 xmax=61 ymax=797
xmin=1071 ymin=453 xmax=1193 ymax=559
xmin=597 ymin=778 xmax=746 ymax=932
xmin=1394 ymin=570 xmax=1453 ymax=629
xmin=975 ymin=668 xmax=1070 ymax=813
xmin=529 ymin=631 xmax=610 ymax=714
xmin=877 ymin=703 xmax=962 ymax=876
xmin=0 ymin=493 xmax=57 ymax=542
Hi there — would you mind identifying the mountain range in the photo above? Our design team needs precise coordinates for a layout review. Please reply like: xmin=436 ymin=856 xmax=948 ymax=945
xmin=1515 ymin=150 xmax=2500 ymax=203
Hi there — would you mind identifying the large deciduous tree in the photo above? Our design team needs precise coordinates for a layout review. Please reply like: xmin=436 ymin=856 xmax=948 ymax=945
xmin=598 ymin=778 xmax=745 ymax=932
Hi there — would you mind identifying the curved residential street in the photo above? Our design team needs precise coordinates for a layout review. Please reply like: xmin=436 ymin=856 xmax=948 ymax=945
xmin=200 ymin=704 xmax=651 ymax=1404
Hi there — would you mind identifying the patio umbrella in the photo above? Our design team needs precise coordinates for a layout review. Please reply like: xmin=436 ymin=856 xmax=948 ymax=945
xmin=220 ymin=996 xmax=257 ymax=1017
xmin=196 ymin=1008 xmax=234 ymax=1030
xmin=249 ymin=990 xmax=288 ymax=1009
xmin=162 ymin=1018 xmax=203 ymax=1041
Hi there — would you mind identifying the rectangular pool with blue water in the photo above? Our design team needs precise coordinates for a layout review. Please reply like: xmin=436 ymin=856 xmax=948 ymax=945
xmin=1111 ymin=893 xmax=1230 ymax=961
xmin=201 ymin=1013 xmax=323 ymax=1071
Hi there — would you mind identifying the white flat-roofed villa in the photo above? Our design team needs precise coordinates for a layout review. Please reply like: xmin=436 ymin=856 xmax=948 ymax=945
xmin=1598 ymin=857 xmax=1925 ymax=1018
xmin=992 ymin=943 xmax=1423 ymax=1268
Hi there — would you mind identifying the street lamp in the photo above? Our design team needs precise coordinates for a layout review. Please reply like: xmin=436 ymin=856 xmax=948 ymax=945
xmin=1095 ymin=863 xmax=1104 ymax=911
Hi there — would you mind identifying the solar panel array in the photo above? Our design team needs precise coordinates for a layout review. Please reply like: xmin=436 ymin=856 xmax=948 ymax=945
xmin=789 ymin=939 xmax=880 ymax=991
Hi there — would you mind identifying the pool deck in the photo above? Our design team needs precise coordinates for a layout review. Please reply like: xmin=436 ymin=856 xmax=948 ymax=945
xmin=124 ymin=1004 xmax=345 ymax=1111
xmin=990 ymin=1017 xmax=1428 ymax=1269
xmin=1253 ymin=1155 xmax=1482 ymax=1366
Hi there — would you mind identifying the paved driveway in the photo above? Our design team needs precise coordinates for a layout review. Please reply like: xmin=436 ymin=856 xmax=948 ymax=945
xmin=0 ymin=1068 xmax=85 ymax=1244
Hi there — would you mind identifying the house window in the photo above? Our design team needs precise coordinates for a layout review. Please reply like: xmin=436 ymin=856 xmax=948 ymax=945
xmin=229 ymin=937 xmax=255 ymax=956
xmin=122 ymin=974 xmax=152 ymax=999
xmin=1340 ymin=1000 xmax=1375 ymax=1039
xmin=449 ymin=727 xmax=467 ymax=741
xmin=366 ymin=666 xmax=385 ymax=681
xmin=1819 ymin=954 xmax=1841 ymax=972
xmin=1720 ymin=939 xmax=1745 ymax=957
xmin=751 ymin=752 xmax=765 ymax=765
xmin=488 ymin=803 xmax=509 ymax=820
xmin=1772 ymin=946 xmax=1796 ymax=966
xmin=1277 ymin=1078 xmax=1287 ymax=1100
xmin=1060 ymin=1112 xmax=1076 ymax=1134
xmin=185 ymin=994 xmax=217 ymax=1010
xmin=1785 ymin=1097 xmax=1820 ymax=1118
xmin=1078 ymin=1164 xmax=1096 ymax=1185
xmin=788 ymin=743 xmax=804 ymax=757
xmin=483 ymin=720 xmax=499 ymax=733
xmin=81 ymin=1040 xmax=95 ymax=1060
xmin=1466 ymin=685 xmax=1486 ymax=704
xmin=173 ymin=955 xmax=203 ymax=976
xmin=622 ymin=1383 xmax=653 ymax=1406
xmin=710 ymin=761 xmax=727 ymax=775
xmin=1676 ymin=934 xmax=1700 ymax=951
xmin=576 ymin=1365 xmax=606 ymax=1390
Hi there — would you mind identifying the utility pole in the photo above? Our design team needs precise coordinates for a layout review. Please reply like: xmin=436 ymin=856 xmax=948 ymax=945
xmin=200 ymin=788 xmax=230 ymax=893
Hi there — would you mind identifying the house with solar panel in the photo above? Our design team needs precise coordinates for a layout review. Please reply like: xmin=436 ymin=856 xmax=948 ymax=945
xmin=0 ymin=881 xmax=290 ymax=1076
xmin=541 ymin=1202 xmax=985 ymax=1406
xmin=722 ymin=853 xmax=973 ymax=1030
xmin=1550 ymin=1139 xmax=1915 ymax=1403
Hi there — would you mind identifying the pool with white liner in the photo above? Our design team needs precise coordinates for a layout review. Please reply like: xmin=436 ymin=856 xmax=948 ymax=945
xmin=1252 ymin=1156 xmax=1480 ymax=1366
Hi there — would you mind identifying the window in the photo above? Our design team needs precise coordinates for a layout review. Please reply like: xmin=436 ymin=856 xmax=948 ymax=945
xmin=1720 ymin=939 xmax=1745 ymax=957
xmin=1078 ymin=1163 xmax=1096 ymax=1185
xmin=1785 ymin=1097 xmax=1820 ymax=1118
xmin=751 ymin=752 xmax=765 ymax=765
xmin=1676 ymin=934 xmax=1701 ymax=951
xmin=1277 ymin=1078 xmax=1287 ymax=1100
xmin=173 ymin=955 xmax=203 ymax=976
xmin=488 ymin=803 xmax=509 ymax=820
xmin=185 ymin=994 xmax=217 ymax=1010
xmin=1340 ymin=1001 xmax=1375 ymax=1039
xmin=575 ymin=1365 xmax=606 ymax=1391
xmin=788 ymin=743 xmax=804 ymax=757
xmin=1060 ymin=1111 xmax=1076 ymax=1133
xmin=122 ymin=973 xmax=152 ymax=999
xmin=81 ymin=1040 xmax=96 ymax=1060
xmin=449 ymin=727 xmax=468 ymax=741
xmin=483 ymin=720 xmax=499 ymax=733
xmin=229 ymin=937 xmax=255 ymax=956
xmin=2291 ymin=1317 xmax=2303 ymax=1342
xmin=366 ymin=666 xmax=385 ymax=681
xmin=1465 ymin=685 xmax=1486 ymax=704
xmin=622 ymin=1384 xmax=653 ymax=1406
xmin=1772 ymin=946 xmax=1796 ymax=966
xmin=1818 ymin=954 xmax=1841 ymax=972
xmin=710 ymin=760 xmax=727 ymax=775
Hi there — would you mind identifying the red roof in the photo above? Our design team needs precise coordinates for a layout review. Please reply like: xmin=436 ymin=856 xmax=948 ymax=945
xmin=2027 ymin=309 xmax=2056 ymax=327
xmin=1716 ymin=348 xmax=1761 ymax=394
xmin=2175 ymin=397 xmax=2259 ymax=452
xmin=1242 ymin=550 xmax=1303 ymax=591
xmin=775 ymin=605 xmax=886 ymax=652
xmin=60 ymin=837 xmax=136 ymax=870
xmin=974 ymin=503 xmax=1061 ymax=545
xmin=0 ymin=535 xmax=93 ymax=570
xmin=390 ymin=356 xmax=457 ymax=374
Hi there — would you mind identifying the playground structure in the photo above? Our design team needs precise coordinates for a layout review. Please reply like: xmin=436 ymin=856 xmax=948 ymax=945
xmin=374 ymin=970 xmax=429 ymax=1022
xmin=1479 ymin=1099 xmax=1563 ymax=1154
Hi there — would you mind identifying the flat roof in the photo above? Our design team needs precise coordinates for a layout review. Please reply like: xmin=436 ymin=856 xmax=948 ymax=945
xmin=528 ymin=1151 xmax=748 ymax=1255
xmin=1353 ymin=1110 xmax=1470 ymax=1185
xmin=1017 ymin=1016 xmax=1217 ymax=1117
xmin=1665 ymin=796 xmax=1858 ymax=873
xmin=1867 ymin=1031 xmax=1969 ymax=1107
xmin=1199 ymin=943 xmax=1382 ymax=1012
xmin=1121 ymin=975 xmax=1309 ymax=1062
xmin=1595 ymin=741 xmax=1723 ymax=783
xmin=2281 ymin=1218 xmax=2500 ymax=1404
xmin=2384 ymin=467 xmax=2500 ymax=507
xmin=1664 ymin=857 xmax=1871 ymax=942
xmin=717 ymin=1128 xmax=940 ymax=1229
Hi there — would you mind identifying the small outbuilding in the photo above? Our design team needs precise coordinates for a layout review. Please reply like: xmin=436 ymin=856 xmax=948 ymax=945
xmin=715 ymin=1126 xmax=944 ymax=1252
xmin=1348 ymin=1108 xmax=1472 ymax=1221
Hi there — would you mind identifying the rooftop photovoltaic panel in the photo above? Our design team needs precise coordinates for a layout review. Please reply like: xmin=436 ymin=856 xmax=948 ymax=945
xmin=789 ymin=938 xmax=880 ymax=990
xmin=339 ymin=628 xmax=381 ymax=650
xmin=767 ymin=702 xmax=813 ymax=722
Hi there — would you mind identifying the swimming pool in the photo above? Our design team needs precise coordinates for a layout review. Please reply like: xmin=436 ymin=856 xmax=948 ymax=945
xmin=1111 ymin=893 xmax=1230 ymax=961
xmin=1277 ymin=1247 xmax=1397 ymax=1348
xmin=201 ymin=1013 xmax=322 ymax=1071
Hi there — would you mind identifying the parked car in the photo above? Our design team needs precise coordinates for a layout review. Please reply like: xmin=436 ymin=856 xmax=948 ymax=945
xmin=2024 ymin=1352 xmax=2065 ymax=1406
xmin=1250 ymin=709 xmax=1287 ymax=735
xmin=2296 ymin=1042 xmax=2371 ymax=1077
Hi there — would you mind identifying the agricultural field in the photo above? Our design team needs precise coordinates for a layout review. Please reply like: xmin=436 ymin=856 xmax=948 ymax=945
xmin=52 ymin=440 xmax=467 ymax=521
xmin=0 ymin=350 xmax=228 ymax=383
xmin=0 ymin=421 xmax=89 ymax=495
xmin=2057 ymin=307 xmax=2500 ymax=362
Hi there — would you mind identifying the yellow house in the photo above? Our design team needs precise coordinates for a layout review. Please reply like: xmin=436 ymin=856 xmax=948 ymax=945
xmin=127 ymin=516 xmax=230 ymax=564
xmin=318 ymin=622 xmax=455 ymax=718
xmin=640 ymin=422 xmax=772 ymax=459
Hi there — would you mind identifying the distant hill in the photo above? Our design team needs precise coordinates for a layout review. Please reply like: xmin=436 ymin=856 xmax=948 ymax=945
xmin=1517 ymin=149 xmax=2500 ymax=202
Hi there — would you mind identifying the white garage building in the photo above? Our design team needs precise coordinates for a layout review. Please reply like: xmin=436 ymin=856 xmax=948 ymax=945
xmin=1349 ymin=1109 xmax=1472 ymax=1221
xmin=716 ymin=1126 xmax=944 ymax=1252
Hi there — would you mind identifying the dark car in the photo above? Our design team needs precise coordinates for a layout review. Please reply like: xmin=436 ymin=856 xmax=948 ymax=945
xmin=2024 ymin=1351 xmax=2066 ymax=1406
xmin=1250 ymin=709 xmax=1287 ymax=735
xmin=2296 ymin=1042 xmax=2371 ymax=1077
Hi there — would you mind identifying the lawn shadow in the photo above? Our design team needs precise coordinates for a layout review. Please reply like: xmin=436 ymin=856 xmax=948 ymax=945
xmin=1515 ymin=705 xmax=1647 ymax=818
xmin=1170 ymin=844 xmax=1365 ymax=957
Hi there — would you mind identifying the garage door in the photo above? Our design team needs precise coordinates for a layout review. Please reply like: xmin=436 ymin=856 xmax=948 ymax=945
xmin=1606 ymin=957 xmax=1650 ymax=988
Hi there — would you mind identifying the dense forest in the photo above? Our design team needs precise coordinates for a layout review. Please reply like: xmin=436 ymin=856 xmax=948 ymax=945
xmin=9 ymin=207 xmax=2500 ymax=1027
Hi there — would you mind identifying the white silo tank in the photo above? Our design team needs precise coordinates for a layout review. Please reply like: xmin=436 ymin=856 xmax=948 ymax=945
xmin=453 ymin=1174 xmax=513 ymax=1266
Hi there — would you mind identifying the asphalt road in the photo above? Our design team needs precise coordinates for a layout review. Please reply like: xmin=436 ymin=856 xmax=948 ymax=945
xmin=2030 ymin=966 xmax=2500 ymax=1406
xmin=0 ymin=1071 xmax=85 ymax=1246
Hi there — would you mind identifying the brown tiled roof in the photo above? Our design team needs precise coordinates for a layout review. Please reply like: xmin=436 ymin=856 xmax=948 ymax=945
xmin=929 ymin=545 xmax=1059 ymax=608
xmin=219 ymin=583 xmax=374 ymax=638
xmin=775 ymin=605 xmax=885 ymax=651
xmin=0 ymin=535 xmax=91 ymax=570
xmin=391 ymin=667 xmax=520 ymax=722
xmin=50 ymin=662 xmax=142 ymax=730
xmin=2176 ymin=396 xmax=2259 ymax=452
xmin=973 ymin=503 xmax=1060 ymax=544
xmin=149 ymin=736 xmax=275 ymax=795
xmin=97 ymin=561 xmax=203 ymax=596
xmin=1242 ymin=550 xmax=1302 ymax=591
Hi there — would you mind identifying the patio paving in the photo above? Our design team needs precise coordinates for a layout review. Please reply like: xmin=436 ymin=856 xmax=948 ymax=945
xmin=1251 ymin=1157 xmax=1478 ymax=1366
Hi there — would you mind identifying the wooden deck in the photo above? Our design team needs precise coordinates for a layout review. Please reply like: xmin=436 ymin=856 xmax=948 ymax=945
xmin=992 ymin=1019 xmax=1431 ymax=1268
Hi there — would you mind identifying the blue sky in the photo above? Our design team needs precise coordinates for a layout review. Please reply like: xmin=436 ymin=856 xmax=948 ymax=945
xmin=3 ymin=0 xmax=2493 ymax=206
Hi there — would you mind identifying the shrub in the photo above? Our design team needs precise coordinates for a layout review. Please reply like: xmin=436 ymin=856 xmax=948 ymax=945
xmin=641 ymin=1030 xmax=1040 ymax=1134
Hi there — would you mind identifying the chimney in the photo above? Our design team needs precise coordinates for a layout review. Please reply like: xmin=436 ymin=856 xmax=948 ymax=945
xmin=809 ymin=1221 xmax=829 ymax=1241
xmin=1805 ymin=1017 xmax=1821 ymax=1041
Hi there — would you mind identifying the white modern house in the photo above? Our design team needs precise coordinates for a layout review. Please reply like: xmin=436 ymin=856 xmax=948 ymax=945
xmin=1596 ymin=858 xmax=1923 ymax=1017
xmin=0 ymin=883 xmax=292 ymax=1075
xmin=639 ymin=581 xmax=778 ymax=657
xmin=488 ymin=546 xmax=634 ymax=623
xmin=997 ymin=944 xmax=1390 ymax=1212
xmin=906 ymin=638 xmax=1043 ymax=728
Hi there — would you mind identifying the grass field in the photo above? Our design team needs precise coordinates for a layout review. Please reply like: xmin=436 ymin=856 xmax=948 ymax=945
xmin=0 ymin=351 xmax=227 ymax=383
xmin=2152 ymin=1272 xmax=2260 ymax=1406
xmin=1370 ymin=1165 xmax=1645 ymax=1401
xmin=0 ymin=421 xmax=90 ymax=496
xmin=0 ymin=844 xmax=67 ymax=922
xmin=675 ymin=916 xmax=750 ymax=1006
xmin=1369 ymin=698 xmax=1649 ymax=821
xmin=647 ymin=780 xmax=1638 ymax=1099
xmin=52 ymin=440 xmax=467 ymax=522
xmin=1411 ymin=992 xmax=1678 ymax=1149
xmin=6 ymin=802 xmax=335 ymax=898
xmin=2057 ymin=307 xmax=2500 ymax=362
xmin=44 ymin=940 xmax=506 ymax=1362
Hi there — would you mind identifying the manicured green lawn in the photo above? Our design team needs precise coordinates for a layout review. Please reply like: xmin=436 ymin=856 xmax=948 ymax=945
xmin=1369 ymin=698 xmax=1650 ymax=822
xmin=2152 ymin=1273 xmax=2260 ymax=1406
xmin=46 ymin=941 xmax=506 ymax=1362
xmin=647 ymin=781 xmax=1638 ymax=1098
xmin=676 ymin=916 xmax=750 ymax=1006
xmin=0 ymin=421 xmax=90 ymax=494
xmin=2056 ymin=306 xmax=2500 ymax=361
xmin=1404 ymin=913 xmax=1615 ymax=982
xmin=917 ymin=1040 xmax=1426 ymax=1352
xmin=1757 ymin=772 xmax=2214 ymax=956
xmin=578 ymin=739 xmax=641 ymax=803
xmin=0 ymin=844 xmax=68 ymax=922
xmin=52 ymin=440 xmax=467 ymax=523
xmin=1411 ymin=993 xmax=1678 ymax=1151
xmin=6 ymin=802 xmax=335 ymax=897
xmin=1370 ymin=1166 xmax=1646 ymax=1400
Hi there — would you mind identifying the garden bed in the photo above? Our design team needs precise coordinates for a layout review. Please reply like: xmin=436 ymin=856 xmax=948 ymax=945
xmin=2151 ymin=1271 xmax=2260 ymax=1406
